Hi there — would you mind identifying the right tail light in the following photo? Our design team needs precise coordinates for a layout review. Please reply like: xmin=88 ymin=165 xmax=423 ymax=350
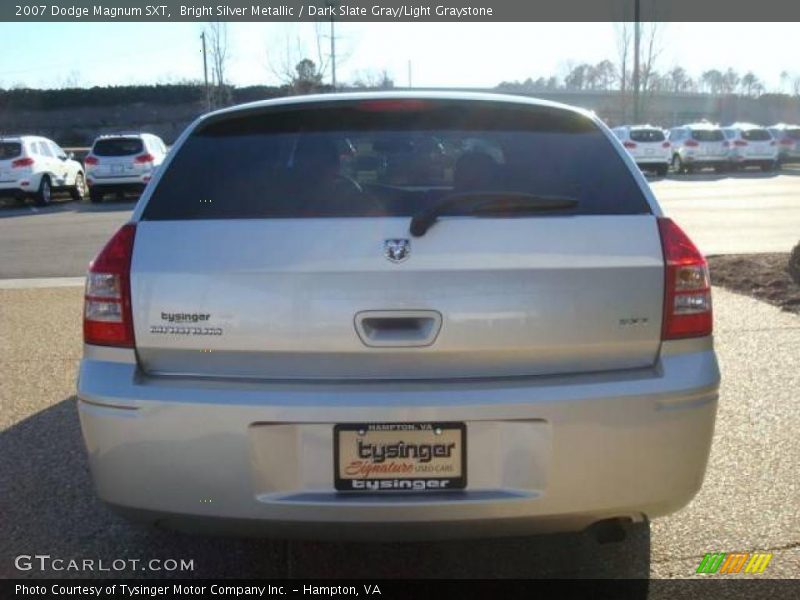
xmin=658 ymin=218 xmax=712 ymax=340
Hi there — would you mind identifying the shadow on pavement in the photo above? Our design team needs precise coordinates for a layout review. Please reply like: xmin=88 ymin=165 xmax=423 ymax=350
xmin=0 ymin=397 xmax=650 ymax=581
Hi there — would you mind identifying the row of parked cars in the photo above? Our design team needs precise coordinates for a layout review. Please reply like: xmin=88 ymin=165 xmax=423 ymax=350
xmin=612 ymin=122 xmax=800 ymax=176
xmin=0 ymin=132 xmax=168 ymax=206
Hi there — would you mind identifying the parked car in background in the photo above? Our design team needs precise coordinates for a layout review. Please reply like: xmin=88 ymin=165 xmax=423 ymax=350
xmin=721 ymin=123 xmax=778 ymax=171
xmin=77 ymin=92 xmax=719 ymax=540
xmin=0 ymin=135 xmax=86 ymax=205
xmin=84 ymin=133 xmax=168 ymax=203
xmin=767 ymin=123 xmax=800 ymax=165
xmin=668 ymin=123 xmax=728 ymax=174
xmin=611 ymin=124 xmax=671 ymax=176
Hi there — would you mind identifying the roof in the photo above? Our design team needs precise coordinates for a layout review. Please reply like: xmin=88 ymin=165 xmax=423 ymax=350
xmin=724 ymin=122 xmax=767 ymax=130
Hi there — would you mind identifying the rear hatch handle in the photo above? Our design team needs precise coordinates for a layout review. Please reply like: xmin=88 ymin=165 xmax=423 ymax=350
xmin=354 ymin=310 xmax=442 ymax=348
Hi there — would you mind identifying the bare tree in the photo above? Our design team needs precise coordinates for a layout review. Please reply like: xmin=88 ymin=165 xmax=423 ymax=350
xmin=614 ymin=22 xmax=632 ymax=120
xmin=266 ymin=23 xmax=349 ymax=92
xmin=206 ymin=22 xmax=231 ymax=107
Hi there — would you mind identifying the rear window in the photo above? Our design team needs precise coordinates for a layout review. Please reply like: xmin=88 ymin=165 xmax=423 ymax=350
xmin=142 ymin=100 xmax=651 ymax=220
xmin=93 ymin=138 xmax=144 ymax=157
xmin=742 ymin=129 xmax=772 ymax=142
xmin=0 ymin=142 xmax=22 ymax=159
xmin=690 ymin=129 xmax=724 ymax=142
xmin=629 ymin=129 xmax=665 ymax=143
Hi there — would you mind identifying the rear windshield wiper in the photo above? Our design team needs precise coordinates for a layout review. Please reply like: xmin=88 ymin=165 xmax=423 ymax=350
xmin=410 ymin=192 xmax=578 ymax=237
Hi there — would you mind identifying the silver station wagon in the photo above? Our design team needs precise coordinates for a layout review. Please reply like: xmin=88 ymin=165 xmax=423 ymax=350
xmin=77 ymin=92 xmax=720 ymax=540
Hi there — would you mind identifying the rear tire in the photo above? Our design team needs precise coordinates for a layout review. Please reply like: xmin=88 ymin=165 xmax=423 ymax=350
xmin=760 ymin=161 xmax=775 ymax=172
xmin=70 ymin=173 xmax=86 ymax=202
xmin=89 ymin=188 xmax=104 ymax=204
xmin=33 ymin=176 xmax=52 ymax=206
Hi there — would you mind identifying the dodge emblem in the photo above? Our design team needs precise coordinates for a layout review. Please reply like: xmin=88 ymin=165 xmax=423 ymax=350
xmin=384 ymin=239 xmax=410 ymax=263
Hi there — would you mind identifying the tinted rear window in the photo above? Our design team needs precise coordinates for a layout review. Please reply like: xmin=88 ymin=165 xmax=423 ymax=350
xmin=142 ymin=101 xmax=650 ymax=220
xmin=629 ymin=129 xmax=665 ymax=143
xmin=0 ymin=142 xmax=22 ymax=160
xmin=690 ymin=129 xmax=724 ymax=142
xmin=742 ymin=129 xmax=772 ymax=142
xmin=93 ymin=138 xmax=144 ymax=156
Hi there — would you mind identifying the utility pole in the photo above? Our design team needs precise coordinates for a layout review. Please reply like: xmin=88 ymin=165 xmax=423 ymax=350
xmin=330 ymin=16 xmax=336 ymax=90
xmin=632 ymin=0 xmax=641 ymax=122
xmin=201 ymin=31 xmax=210 ymax=112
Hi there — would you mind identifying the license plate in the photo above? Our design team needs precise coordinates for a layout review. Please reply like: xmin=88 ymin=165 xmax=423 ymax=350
xmin=111 ymin=164 xmax=124 ymax=174
xmin=334 ymin=422 xmax=466 ymax=492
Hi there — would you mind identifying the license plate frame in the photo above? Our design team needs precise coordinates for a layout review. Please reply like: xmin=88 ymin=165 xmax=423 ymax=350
xmin=333 ymin=422 xmax=467 ymax=492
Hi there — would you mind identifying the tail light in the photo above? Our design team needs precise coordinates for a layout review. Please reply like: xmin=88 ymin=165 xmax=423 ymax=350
xmin=11 ymin=157 xmax=34 ymax=168
xmin=662 ymin=141 xmax=671 ymax=148
xmin=685 ymin=139 xmax=699 ymax=147
xmin=658 ymin=218 xmax=712 ymax=340
xmin=84 ymin=155 xmax=99 ymax=165
xmin=357 ymin=99 xmax=432 ymax=112
xmin=623 ymin=141 xmax=637 ymax=149
xmin=780 ymin=138 xmax=794 ymax=146
xmin=84 ymin=224 xmax=136 ymax=347
xmin=734 ymin=140 xmax=748 ymax=147
xmin=134 ymin=153 xmax=155 ymax=164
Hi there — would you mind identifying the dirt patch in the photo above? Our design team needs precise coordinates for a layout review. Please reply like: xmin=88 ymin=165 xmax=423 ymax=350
xmin=708 ymin=253 xmax=800 ymax=315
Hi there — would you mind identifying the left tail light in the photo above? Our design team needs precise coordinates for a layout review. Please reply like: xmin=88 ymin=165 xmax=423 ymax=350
xmin=11 ymin=157 xmax=34 ymax=168
xmin=84 ymin=224 xmax=136 ymax=347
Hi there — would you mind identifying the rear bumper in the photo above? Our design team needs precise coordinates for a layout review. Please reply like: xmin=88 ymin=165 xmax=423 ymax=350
xmin=77 ymin=339 xmax=720 ymax=540
xmin=87 ymin=176 xmax=148 ymax=190
xmin=0 ymin=174 xmax=42 ymax=195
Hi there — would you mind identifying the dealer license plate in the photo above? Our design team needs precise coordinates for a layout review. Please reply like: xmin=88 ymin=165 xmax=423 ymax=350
xmin=334 ymin=422 xmax=466 ymax=492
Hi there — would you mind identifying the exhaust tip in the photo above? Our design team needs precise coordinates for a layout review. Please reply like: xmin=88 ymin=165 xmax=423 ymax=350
xmin=587 ymin=517 xmax=634 ymax=544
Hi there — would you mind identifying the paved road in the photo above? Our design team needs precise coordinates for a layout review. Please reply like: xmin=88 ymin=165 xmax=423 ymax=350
xmin=1 ymin=170 xmax=799 ymax=279
xmin=1 ymin=285 xmax=797 ymax=581
xmin=651 ymin=171 xmax=800 ymax=256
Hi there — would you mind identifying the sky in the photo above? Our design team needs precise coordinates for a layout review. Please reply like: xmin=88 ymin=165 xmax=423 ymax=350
xmin=0 ymin=22 xmax=798 ymax=91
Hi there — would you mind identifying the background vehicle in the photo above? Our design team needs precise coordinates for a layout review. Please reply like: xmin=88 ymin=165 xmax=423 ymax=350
xmin=767 ymin=123 xmax=800 ymax=165
xmin=721 ymin=123 xmax=778 ymax=171
xmin=668 ymin=123 xmax=728 ymax=173
xmin=84 ymin=133 xmax=168 ymax=203
xmin=0 ymin=135 xmax=85 ymax=205
xmin=611 ymin=125 xmax=671 ymax=176
xmin=78 ymin=93 xmax=719 ymax=540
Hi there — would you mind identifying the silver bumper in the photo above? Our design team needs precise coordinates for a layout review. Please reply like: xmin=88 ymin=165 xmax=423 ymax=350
xmin=77 ymin=339 xmax=719 ymax=539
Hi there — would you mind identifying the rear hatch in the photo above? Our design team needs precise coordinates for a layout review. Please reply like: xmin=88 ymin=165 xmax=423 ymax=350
xmin=89 ymin=137 xmax=146 ymax=178
xmin=0 ymin=140 xmax=23 ymax=183
xmin=131 ymin=99 xmax=665 ymax=380
xmin=741 ymin=128 xmax=775 ymax=158
xmin=628 ymin=128 xmax=668 ymax=160
xmin=690 ymin=129 xmax=727 ymax=158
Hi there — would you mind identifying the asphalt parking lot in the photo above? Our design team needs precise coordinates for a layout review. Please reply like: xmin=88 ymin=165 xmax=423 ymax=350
xmin=0 ymin=172 xmax=798 ymax=582
xmin=0 ymin=170 xmax=799 ymax=279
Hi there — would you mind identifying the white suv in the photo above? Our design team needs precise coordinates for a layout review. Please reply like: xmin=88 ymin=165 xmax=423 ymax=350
xmin=611 ymin=125 xmax=671 ymax=176
xmin=0 ymin=135 xmax=86 ymax=205
xmin=84 ymin=133 xmax=168 ymax=203
xmin=721 ymin=123 xmax=778 ymax=171
xmin=668 ymin=123 xmax=728 ymax=174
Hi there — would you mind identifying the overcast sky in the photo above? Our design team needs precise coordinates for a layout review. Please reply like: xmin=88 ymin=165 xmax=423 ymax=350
xmin=0 ymin=22 xmax=797 ymax=91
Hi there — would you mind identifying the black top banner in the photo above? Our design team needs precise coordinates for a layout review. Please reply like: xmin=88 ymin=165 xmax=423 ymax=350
xmin=5 ymin=0 xmax=800 ymax=22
